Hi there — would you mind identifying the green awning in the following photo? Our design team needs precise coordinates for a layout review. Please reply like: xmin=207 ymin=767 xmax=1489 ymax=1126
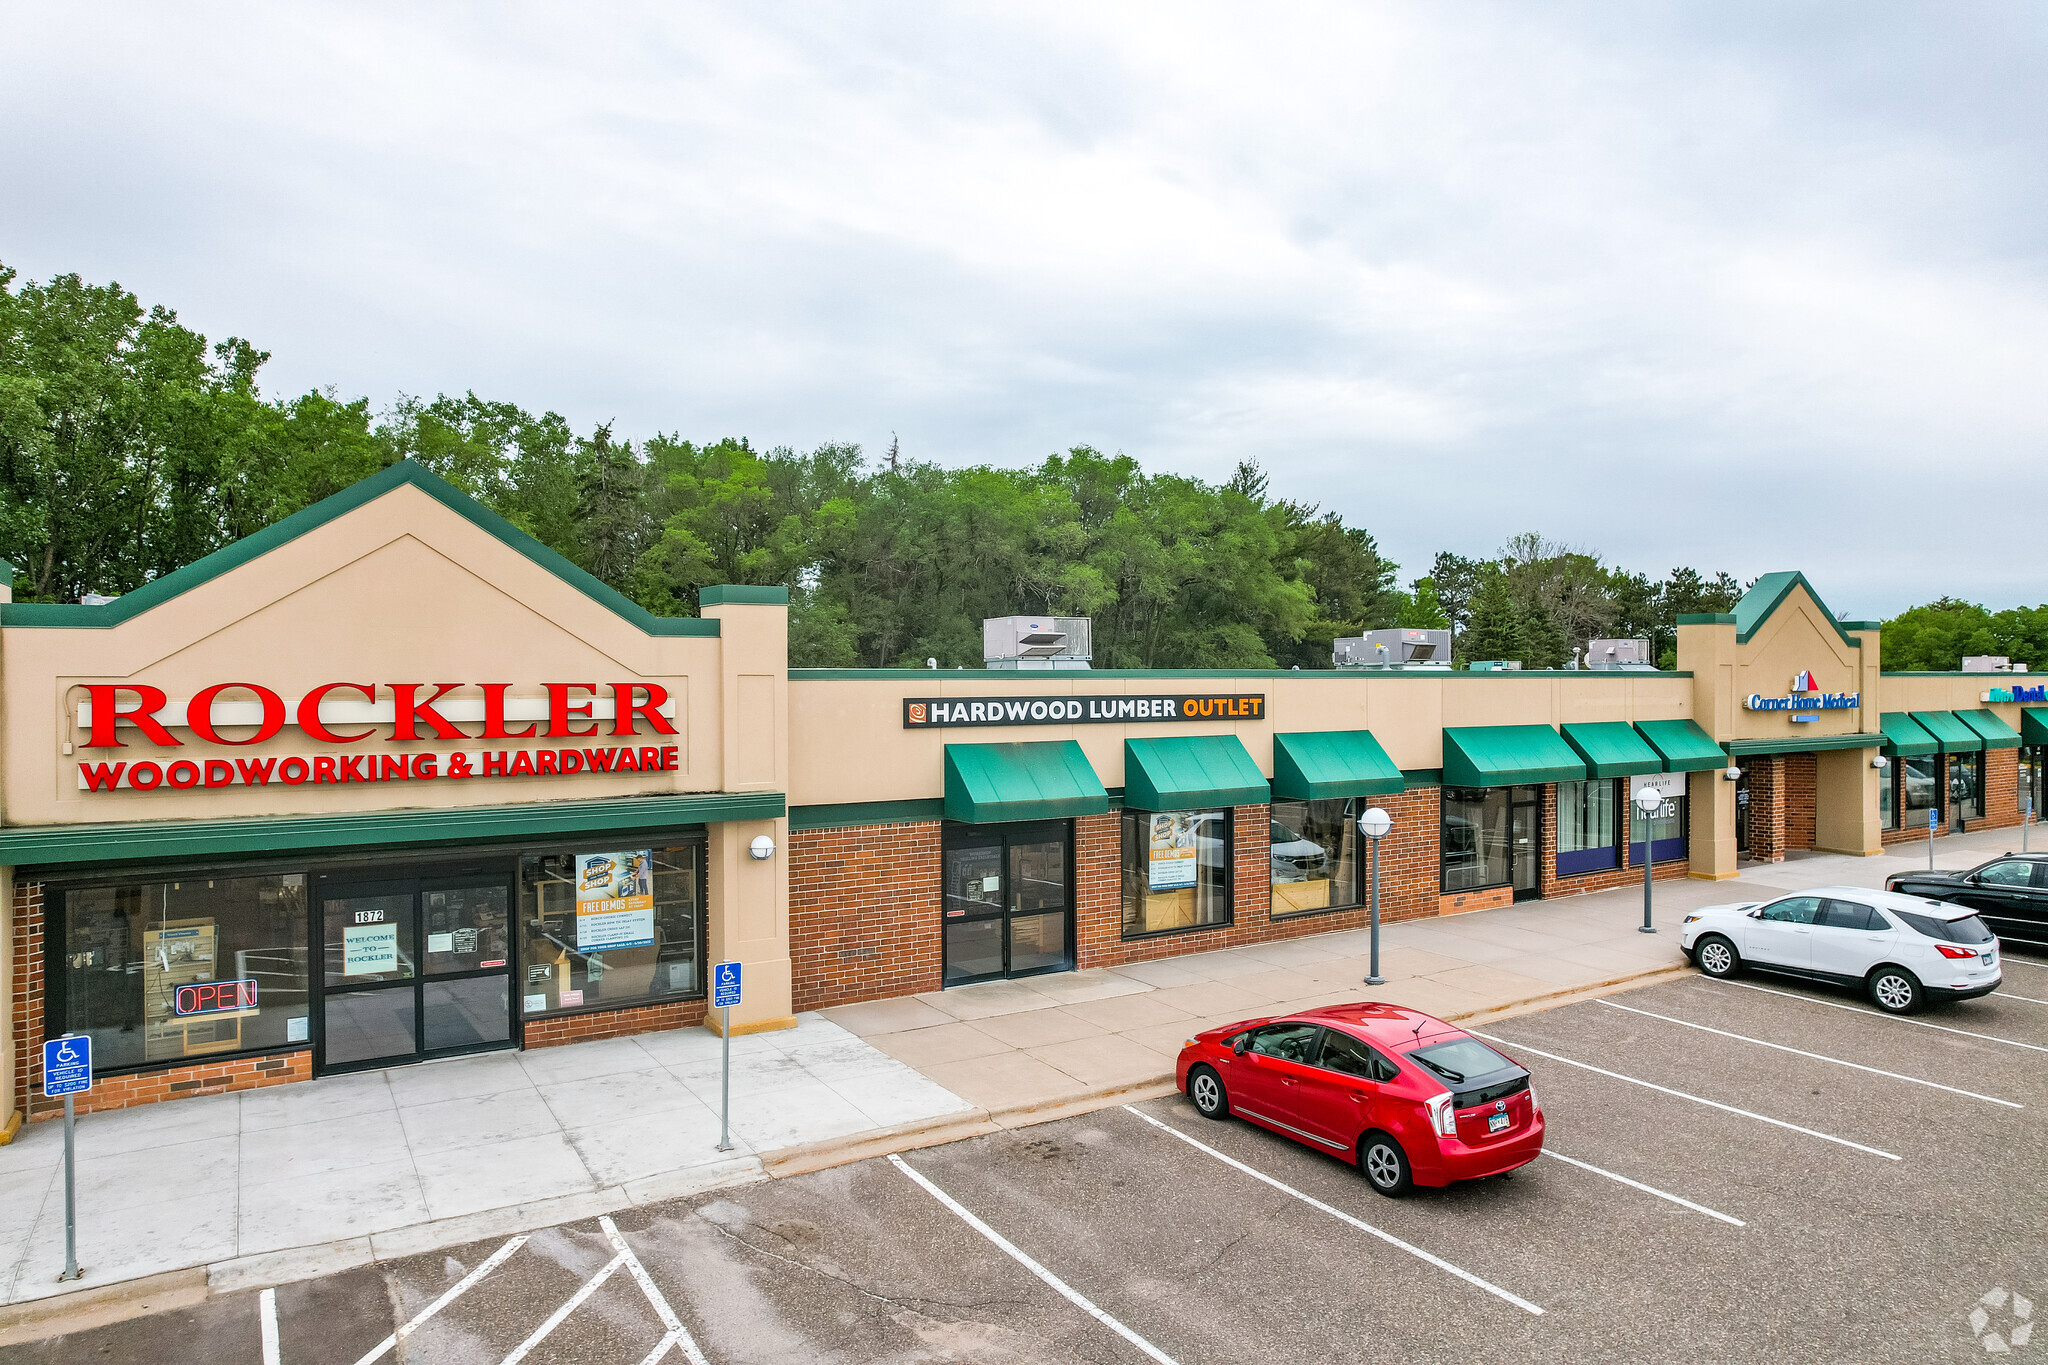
xmin=1123 ymin=735 xmax=1270 ymax=811
xmin=1560 ymin=722 xmax=1664 ymax=777
xmin=1910 ymin=710 xmax=1983 ymax=753
xmin=1957 ymin=708 xmax=2022 ymax=750
xmin=1441 ymin=725 xmax=1586 ymax=787
xmin=1879 ymin=712 xmax=1938 ymax=757
xmin=1633 ymin=719 xmax=1728 ymax=773
xmin=944 ymin=741 xmax=1109 ymax=823
xmin=2024 ymin=708 xmax=2048 ymax=747
xmin=1271 ymin=730 xmax=1404 ymax=800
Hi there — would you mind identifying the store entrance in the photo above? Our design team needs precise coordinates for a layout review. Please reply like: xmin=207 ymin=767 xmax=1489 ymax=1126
xmin=1735 ymin=760 xmax=1753 ymax=856
xmin=941 ymin=821 xmax=1075 ymax=987
xmin=1510 ymin=786 xmax=1542 ymax=901
xmin=316 ymin=873 xmax=515 ymax=1072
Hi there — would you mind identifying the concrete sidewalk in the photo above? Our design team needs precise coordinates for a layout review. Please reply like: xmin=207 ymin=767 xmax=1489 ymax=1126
xmin=5 ymin=825 xmax=2027 ymax=1323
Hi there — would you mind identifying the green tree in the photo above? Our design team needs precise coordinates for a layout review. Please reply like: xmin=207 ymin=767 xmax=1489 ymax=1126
xmin=1430 ymin=552 xmax=1483 ymax=652
xmin=1460 ymin=568 xmax=1526 ymax=666
xmin=1398 ymin=577 xmax=1452 ymax=630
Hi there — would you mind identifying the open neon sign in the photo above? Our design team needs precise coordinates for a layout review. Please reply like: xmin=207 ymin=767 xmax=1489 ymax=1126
xmin=174 ymin=979 xmax=258 ymax=1016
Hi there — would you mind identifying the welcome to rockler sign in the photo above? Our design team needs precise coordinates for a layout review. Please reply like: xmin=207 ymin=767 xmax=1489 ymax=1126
xmin=903 ymin=693 xmax=1266 ymax=729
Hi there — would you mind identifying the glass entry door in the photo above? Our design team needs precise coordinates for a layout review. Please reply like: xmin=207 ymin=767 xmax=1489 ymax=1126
xmin=318 ymin=875 xmax=514 ymax=1072
xmin=1510 ymin=786 xmax=1542 ymax=901
xmin=942 ymin=821 xmax=1074 ymax=986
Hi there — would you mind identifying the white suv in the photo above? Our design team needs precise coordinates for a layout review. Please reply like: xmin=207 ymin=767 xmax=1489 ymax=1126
xmin=1678 ymin=884 xmax=2001 ymax=1015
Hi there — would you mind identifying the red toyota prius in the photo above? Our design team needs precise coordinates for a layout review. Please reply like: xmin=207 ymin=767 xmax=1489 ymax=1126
xmin=1176 ymin=1002 xmax=1544 ymax=1196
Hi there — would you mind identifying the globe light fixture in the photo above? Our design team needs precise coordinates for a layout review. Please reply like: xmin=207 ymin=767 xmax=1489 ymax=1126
xmin=1358 ymin=806 xmax=1392 ymax=984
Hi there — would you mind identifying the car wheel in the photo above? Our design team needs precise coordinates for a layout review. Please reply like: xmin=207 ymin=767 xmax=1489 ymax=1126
xmin=1693 ymin=934 xmax=1741 ymax=979
xmin=1359 ymin=1133 xmax=1413 ymax=1198
xmin=1868 ymin=966 xmax=1924 ymax=1015
xmin=1188 ymin=1065 xmax=1229 ymax=1120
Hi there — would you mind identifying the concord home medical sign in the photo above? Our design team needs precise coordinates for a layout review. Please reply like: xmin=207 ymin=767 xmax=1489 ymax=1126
xmin=1745 ymin=669 xmax=1859 ymax=721
xmin=70 ymin=681 xmax=680 ymax=793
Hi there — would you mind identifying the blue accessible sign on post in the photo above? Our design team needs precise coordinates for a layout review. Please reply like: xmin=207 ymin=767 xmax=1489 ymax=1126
xmin=43 ymin=1035 xmax=91 ymax=1097
xmin=713 ymin=961 xmax=743 ymax=1008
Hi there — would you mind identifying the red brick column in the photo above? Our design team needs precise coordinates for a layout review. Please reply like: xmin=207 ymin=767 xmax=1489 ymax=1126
xmin=789 ymin=821 xmax=944 ymax=1012
xmin=1785 ymin=753 xmax=1817 ymax=851
xmin=1747 ymin=757 xmax=1786 ymax=862
xmin=1983 ymin=748 xmax=2022 ymax=830
xmin=12 ymin=881 xmax=43 ymax=1125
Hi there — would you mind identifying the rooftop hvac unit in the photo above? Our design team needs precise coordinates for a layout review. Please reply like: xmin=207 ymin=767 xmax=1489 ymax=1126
xmin=1333 ymin=628 xmax=1452 ymax=669
xmin=1963 ymin=656 xmax=2017 ymax=672
xmin=1586 ymin=638 xmax=1657 ymax=672
xmin=984 ymin=616 xmax=1092 ymax=670
xmin=1467 ymin=660 xmax=1523 ymax=671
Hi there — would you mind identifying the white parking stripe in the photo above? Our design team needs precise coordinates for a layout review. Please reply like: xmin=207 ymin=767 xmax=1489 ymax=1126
xmin=499 ymin=1253 xmax=628 ymax=1365
xmin=1994 ymin=992 xmax=2048 ymax=1005
xmin=1596 ymin=998 xmax=2023 ymax=1108
xmin=351 ymin=1235 xmax=530 ymax=1365
xmin=1469 ymin=1031 xmax=1900 ymax=1160
xmin=600 ymin=1216 xmax=712 ymax=1365
xmin=1122 ymin=1106 xmax=1545 ymax=1316
xmin=259 ymin=1288 xmax=281 ymax=1365
xmin=1716 ymin=981 xmax=2048 ymax=1053
xmin=1539 ymin=1151 xmax=1745 ymax=1227
xmin=889 ymin=1153 xmax=1190 ymax=1361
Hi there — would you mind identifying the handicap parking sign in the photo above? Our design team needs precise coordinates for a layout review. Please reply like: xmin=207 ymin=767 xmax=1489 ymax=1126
xmin=42 ymin=1036 xmax=92 ymax=1098
xmin=712 ymin=961 xmax=743 ymax=1009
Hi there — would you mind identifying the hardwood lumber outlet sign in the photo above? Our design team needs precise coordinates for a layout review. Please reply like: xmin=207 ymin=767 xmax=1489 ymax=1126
xmin=903 ymin=693 xmax=1266 ymax=729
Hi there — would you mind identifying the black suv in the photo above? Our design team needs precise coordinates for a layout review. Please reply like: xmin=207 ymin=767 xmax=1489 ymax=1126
xmin=1886 ymin=853 xmax=2048 ymax=954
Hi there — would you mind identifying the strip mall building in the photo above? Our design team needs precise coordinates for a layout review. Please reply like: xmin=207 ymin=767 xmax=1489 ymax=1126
xmin=3 ymin=462 xmax=2041 ymax=1125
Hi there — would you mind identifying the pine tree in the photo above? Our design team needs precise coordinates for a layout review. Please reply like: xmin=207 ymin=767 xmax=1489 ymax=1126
xmin=1460 ymin=570 xmax=1525 ymax=666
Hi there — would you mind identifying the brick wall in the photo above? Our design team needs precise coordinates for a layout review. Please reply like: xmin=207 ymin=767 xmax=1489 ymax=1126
xmin=1878 ymin=751 xmax=2027 ymax=846
xmin=523 ymin=996 xmax=707 ymax=1049
xmin=789 ymin=820 xmax=944 ymax=1011
xmin=32 ymin=1051 xmax=312 ymax=1121
xmin=1537 ymin=782 xmax=1690 ymax=899
xmin=1785 ymin=753 xmax=1817 ymax=851
xmin=10 ymin=881 xmax=42 ymax=1125
xmin=1745 ymin=757 xmax=1786 ymax=862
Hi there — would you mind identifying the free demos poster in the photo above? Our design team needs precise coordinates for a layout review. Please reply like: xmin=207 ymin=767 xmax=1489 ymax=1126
xmin=1147 ymin=814 xmax=1198 ymax=890
xmin=575 ymin=850 xmax=656 ymax=952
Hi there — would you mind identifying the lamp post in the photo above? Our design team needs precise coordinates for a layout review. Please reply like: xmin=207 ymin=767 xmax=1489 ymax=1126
xmin=1359 ymin=806 xmax=1392 ymax=984
xmin=1634 ymin=785 xmax=1665 ymax=934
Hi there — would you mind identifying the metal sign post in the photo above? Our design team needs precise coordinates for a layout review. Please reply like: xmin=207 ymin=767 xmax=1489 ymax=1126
xmin=712 ymin=962 xmax=742 ymax=1152
xmin=1358 ymin=807 xmax=1391 ymax=986
xmin=2025 ymin=798 xmax=2033 ymax=854
xmin=42 ymin=1034 xmax=92 ymax=1282
xmin=1929 ymin=805 xmax=1939 ymax=870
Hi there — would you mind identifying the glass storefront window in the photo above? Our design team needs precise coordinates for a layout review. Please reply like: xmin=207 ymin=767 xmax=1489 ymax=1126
xmin=1879 ymin=760 xmax=1896 ymax=830
xmin=1441 ymin=787 xmax=1511 ymax=892
xmin=518 ymin=842 xmax=704 ymax=1014
xmin=2024 ymin=748 xmax=2046 ymax=826
xmin=58 ymin=873 xmax=310 ymax=1072
xmin=1122 ymin=809 xmax=1231 ymax=937
xmin=1556 ymin=780 xmax=1620 ymax=875
xmin=1951 ymin=752 xmax=1984 ymax=823
xmin=1900 ymin=755 xmax=1940 ymax=830
xmin=1631 ymin=794 xmax=1688 ymax=864
xmin=1269 ymin=799 xmax=1360 ymax=917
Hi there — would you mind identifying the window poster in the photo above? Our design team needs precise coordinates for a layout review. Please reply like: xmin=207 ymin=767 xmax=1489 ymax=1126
xmin=342 ymin=922 xmax=400 ymax=976
xmin=1147 ymin=814 xmax=1199 ymax=891
xmin=575 ymin=850 xmax=656 ymax=952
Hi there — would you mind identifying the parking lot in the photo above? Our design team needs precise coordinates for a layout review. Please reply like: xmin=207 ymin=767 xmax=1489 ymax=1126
xmin=15 ymin=957 xmax=2048 ymax=1364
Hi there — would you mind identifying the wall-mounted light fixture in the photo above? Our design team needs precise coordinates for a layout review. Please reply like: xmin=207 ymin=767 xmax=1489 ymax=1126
xmin=1722 ymin=766 xmax=1742 ymax=782
xmin=1872 ymin=755 xmax=1890 ymax=770
xmin=749 ymin=835 xmax=776 ymax=861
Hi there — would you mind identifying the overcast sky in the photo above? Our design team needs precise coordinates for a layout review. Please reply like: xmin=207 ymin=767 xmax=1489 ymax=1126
xmin=4 ymin=3 xmax=2043 ymax=616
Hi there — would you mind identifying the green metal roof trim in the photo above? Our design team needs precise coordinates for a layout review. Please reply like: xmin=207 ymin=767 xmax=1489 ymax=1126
xmin=1878 ymin=712 xmax=1938 ymax=757
xmin=2023 ymin=708 xmax=2048 ymax=748
xmin=0 ymin=791 xmax=784 ymax=870
xmin=0 ymin=561 xmax=13 ymax=588
xmin=943 ymin=740 xmax=1109 ymax=823
xmin=1401 ymin=769 xmax=1443 ymax=791
xmin=789 ymin=798 xmax=946 ymax=831
xmin=1441 ymin=725 xmax=1586 ymax=787
xmin=1633 ymin=719 xmax=1729 ymax=773
xmin=0 ymin=459 xmax=720 ymax=637
xmin=698 ymin=585 xmax=789 ymax=606
xmin=789 ymin=668 xmax=1693 ymax=681
xmin=1271 ymin=730 xmax=1404 ymax=800
xmin=1839 ymin=621 xmax=1882 ymax=632
xmin=1723 ymin=734 xmax=1881 ymax=755
xmin=1674 ymin=613 xmax=1737 ymax=626
xmin=1956 ymin=708 xmax=2022 ymax=750
xmin=1559 ymin=722 xmax=1663 ymax=778
xmin=1910 ymin=710 xmax=1983 ymax=753
xmin=1730 ymin=571 xmax=1860 ymax=648
xmin=1123 ymin=735 xmax=1269 ymax=811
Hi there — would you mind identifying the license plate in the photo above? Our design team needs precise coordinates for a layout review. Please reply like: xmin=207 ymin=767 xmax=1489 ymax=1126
xmin=1983 ymin=954 xmax=1995 ymax=966
xmin=1487 ymin=1113 xmax=1510 ymax=1133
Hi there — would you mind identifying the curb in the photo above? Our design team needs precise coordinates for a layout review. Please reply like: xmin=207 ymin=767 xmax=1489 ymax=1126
xmin=6 ymin=959 xmax=1689 ymax=1342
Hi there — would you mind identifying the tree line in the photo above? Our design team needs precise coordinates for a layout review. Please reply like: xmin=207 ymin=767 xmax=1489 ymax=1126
xmin=0 ymin=263 xmax=2031 ymax=671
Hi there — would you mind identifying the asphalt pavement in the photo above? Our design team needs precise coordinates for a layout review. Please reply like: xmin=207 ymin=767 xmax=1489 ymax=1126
xmin=13 ymin=954 xmax=2048 ymax=1364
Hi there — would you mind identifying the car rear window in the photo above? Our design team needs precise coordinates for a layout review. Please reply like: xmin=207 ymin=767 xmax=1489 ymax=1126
xmin=1405 ymin=1038 xmax=1514 ymax=1085
xmin=1894 ymin=909 xmax=1995 ymax=944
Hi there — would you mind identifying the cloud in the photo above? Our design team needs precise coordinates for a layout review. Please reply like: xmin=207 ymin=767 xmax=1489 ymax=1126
xmin=3 ymin=1 xmax=2043 ymax=614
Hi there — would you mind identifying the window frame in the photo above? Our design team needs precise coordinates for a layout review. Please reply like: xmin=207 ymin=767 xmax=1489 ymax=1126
xmin=1268 ymin=797 xmax=1363 ymax=921
xmin=1121 ymin=806 xmax=1235 ymax=941
xmin=1440 ymin=785 xmax=1513 ymax=894
xmin=1555 ymin=778 xmax=1622 ymax=876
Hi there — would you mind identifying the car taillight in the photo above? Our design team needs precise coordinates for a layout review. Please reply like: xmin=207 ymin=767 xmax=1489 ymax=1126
xmin=1935 ymin=943 xmax=1978 ymax=959
xmin=1426 ymin=1093 xmax=1457 ymax=1137
xmin=1526 ymin=1085 xmax=1538 ymax=1113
